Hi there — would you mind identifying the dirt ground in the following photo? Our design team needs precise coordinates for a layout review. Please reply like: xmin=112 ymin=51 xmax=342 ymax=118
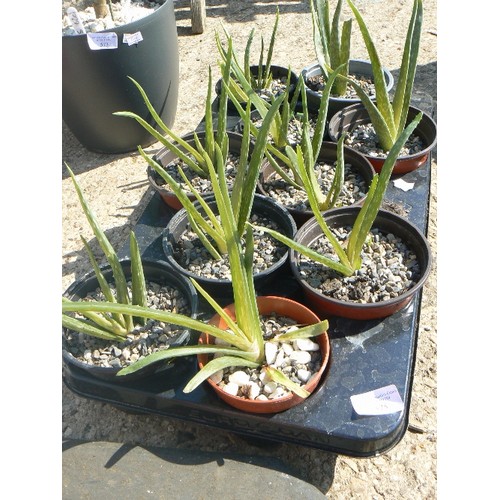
xmin=62 ymin=0 xmax=437 ymax=497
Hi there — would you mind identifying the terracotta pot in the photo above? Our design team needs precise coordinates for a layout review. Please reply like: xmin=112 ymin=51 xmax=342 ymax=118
xmin=197 ymin=296 xmax=331 ymax=414
xmin=148 ymin=131 xmax=247 ymax=210
xmin=301 ymin=60 xmax=394 ymax=120
xmin=62 ymin=259 xmax=199 ymax=382
xmin=257 ymin=141 xmax=375 ymax=227
xmin=162 ymin=194 xmax=296 ymax=299
xmin=327 ymin=103 xmax=437 ymax=175
xmin=215 ymin=65 xmax=299 ymax=113
xmin=289 ymin=207 xmax=432 ymax=320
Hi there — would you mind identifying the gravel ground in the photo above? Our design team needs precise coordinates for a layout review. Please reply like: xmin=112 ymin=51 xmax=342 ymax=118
xmin=61 ymin=0 xmax=437 ymax=497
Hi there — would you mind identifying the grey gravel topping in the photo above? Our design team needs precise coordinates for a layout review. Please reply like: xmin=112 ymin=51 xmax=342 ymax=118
xmin=173 ymin=212 xmax=288 ymax=280
xmin=306 ymin=73 xmax=376 ymax=99
xmin=261 ymin=161 xmax=368 ymax=211
xmin=345 ymin=123 xmax=425 ymax=158
xmin=63 ymin=280 xmax=190 ymax=368
xmin=298 ymin=226 xmax=421 ymax=303
xmin=211 ymin=314 xmax=323 ymax=400
xmin=156 ymin=152 xmax=241 ymax=194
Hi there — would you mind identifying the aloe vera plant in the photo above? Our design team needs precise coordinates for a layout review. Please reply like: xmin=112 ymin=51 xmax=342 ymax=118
xmin=247 ymin=67 xmax=351 ymax=213
xmin=310 ymin=0 xmax=352 ymax=96
xmin=114 ymin=41 xmax=234 ymax=179
xmin=253 ymin=112 xmax=422 ymax=277
xmin=341 ymin=0 xmax=423 ymax=152
xmin=62 ymin=165 xmax=153 ymax=340
xmin=216 ymin=7 xmax=281 ymax=102
xmin=62 ymin=151 xmax=328 ymax=398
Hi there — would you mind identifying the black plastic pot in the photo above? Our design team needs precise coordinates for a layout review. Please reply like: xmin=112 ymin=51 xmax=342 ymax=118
xmin=301 ymin=59 xmax=394 ymax=120
xmin=257 ymin=142 xmax=375 ymax=227
xmin=162 ymin=194 xmax=297 ymax=300
xmin=148 ymin=131 xmax=248 ymax=211
xmin=62 ymin=0 xmax=179 ymax=154
xmin=289 ymin=207 xmax=432 ymax=320
xmin=328 ymin=103 xmax=438 ymax=175
xmin=215 ymin=65 xmax=299 ymax=113
xmin=62 ymin=259 xmax=199 ymax=382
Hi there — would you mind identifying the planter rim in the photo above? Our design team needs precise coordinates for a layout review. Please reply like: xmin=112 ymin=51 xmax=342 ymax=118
xmin=62 ymin=0 xmax=171 ymax=37
xmin=328 ymin=102 xmax=437 ymax=161
xmin=301 ymin=59 xmax=395 ymax=102
xmin=162 ymin=193 xmax=297 ymax=286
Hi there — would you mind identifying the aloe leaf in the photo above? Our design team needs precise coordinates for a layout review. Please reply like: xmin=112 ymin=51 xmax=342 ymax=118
xmin=66 ymin=164 xmax=131 ymax=325
xmin=346 ymin=0 xmax=394 ymax=134
xmin=204 ymin=67 xmax=215 ymax=163
xmin=264 ymin=7 xmax=279 ymax=82
xmin=285 ymin=146 xmax=353 ymax=272
xmin=130 ymin=231 xmax=147 ymax=325
xmin=231 ymin=102 xmax=252 ymax=215
xmin=244 ymin=28 xmax=255 ymax=81
xmin=311 ymin=0 xmax=330 ymax=77
xmin=250 ymin=223 xmax=353 ymax=276
xmin=62 ymin=301 xmax=254 ymax=351
xmin=62 ymin=314 xmax=126 ymax=341
xmin=330 ymin=0 xmax=342 ymax=66
xmin=334 ymin=18 xmax=352 ymax=95
xmin=189 ymin=278 xmax=244 ymax=341
xmin=276 ymin=320 xmax=329 ymax=341
xmin=298 ymin=134 xmax=326 ymax=207
xmin=341 ymin=74 xmax=395 ymax=151
xmin=311 ymin=63 xmax=346 ymax=163
xmin=265 ymin=366 xmax=310 ymax=398
xmin=393 ymin=0 xmax=423 ymax=135
xmin=118 ymin=346 xmax=255 ymax=377
xmin=235 ymin=93 xmax=286 ymax=235
xmin=183 ymin=356 xmax=261 ymax=393
xmin=264 ymin=150 xmax=301 ymax=189
xmin=323 ymin=133 xmax=345 ymax=209
xmin=346 ymin=113 xmax=422 ymax=265
xmin=80 ymin=236 xmax=118 ymax=305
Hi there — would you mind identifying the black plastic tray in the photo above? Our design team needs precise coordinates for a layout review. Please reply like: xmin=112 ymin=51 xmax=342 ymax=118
xmin=63 ymin=115 xmax=433 ymax=457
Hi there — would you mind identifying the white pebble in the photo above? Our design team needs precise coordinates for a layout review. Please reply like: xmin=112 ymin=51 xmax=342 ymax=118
xmin=222 ymin=382 xmax=239 ymax=396
xmin=265 ymin=342 xmax=278 ymax=365
xmin=297 ymin=368 xmax=311 ymax=383
xmin=256 ymin=394 xmax=269 ymax=401
xmin=259 ymin=369 xmax=272 ymax=384
xmin=281 ymin=342 xmax=294 ymax=355
xmin=264 ymin=381 xmax=278 ymax=394
xmin=246 ymin=381 xmax=261 ymax=400
xmin=229 ymin=370 xmax=250 ymax=386
xmin=269 ymin=387 xmax=286 ymax=399
xmin=290 ymin=350 xmax=312 ymax=364
xmin=294 ymin=338 xmax=320 ymax=351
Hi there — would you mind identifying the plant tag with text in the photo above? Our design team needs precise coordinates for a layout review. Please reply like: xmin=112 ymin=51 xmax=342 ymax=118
xmin=66 ymin=7 xmax=86 ymax=35
xmin=350 ymin=384 xmax=404 ymax=416
xmin=87 ymin=32 xmax=118 ymax=50
xmin=123 ymin=32 xmax=144 ymax=46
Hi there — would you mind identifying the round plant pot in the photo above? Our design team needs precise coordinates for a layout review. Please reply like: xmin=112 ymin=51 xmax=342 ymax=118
xmin=162 ymin=194 xmax=297 ymax=299
xmin=62 ymin=0 xmax=179 ymax=154
xmin=216 ymin=65 xmax=299 ymax=113
xmin=62 ymin=259 xmax=199 ymax=381
xmin=327 ymin=103 xmax=437 ymax=175
xmin=149 ymin=131 xmax=248 ymax=211
xmin=289 ymin=207 xmax=432 ymax=320
xmin=257 ymin=142 xmax=375 ymax=227
xmin=197 ymin=296 xmax=331 ymax=414
xmin=301 ymin=59 xmax=394 ymax=120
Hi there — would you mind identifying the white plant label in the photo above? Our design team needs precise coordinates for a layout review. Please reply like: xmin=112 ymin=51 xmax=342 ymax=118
xmin=66 ymin=7 xmax=86 ymax=35
xmin=350 ymin=384 xmax=404 ymax=416
xmin=393 ymin=178 xmax=415 ymax=192
xmin=87 ymin=32 xmax=118 ymax=50
xmin=123 ymin=32 xmax=144 ymax=46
